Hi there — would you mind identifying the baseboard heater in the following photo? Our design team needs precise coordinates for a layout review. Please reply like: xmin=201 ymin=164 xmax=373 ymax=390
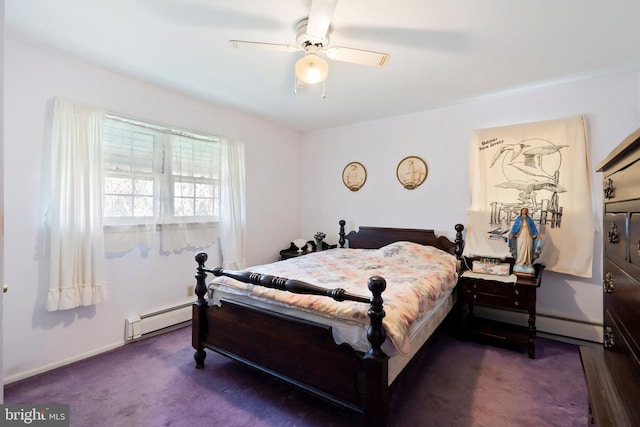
xmin=125 ymin=302 xmax=192 ymax=342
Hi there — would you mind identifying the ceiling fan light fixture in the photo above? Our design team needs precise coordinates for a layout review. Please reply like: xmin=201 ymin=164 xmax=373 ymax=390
xmin=295 ymin=52 xmax=329 ymax=85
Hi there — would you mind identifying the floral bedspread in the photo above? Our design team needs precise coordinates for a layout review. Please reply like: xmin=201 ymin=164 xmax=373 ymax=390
xmin=209 ymin=241 xmax=458 ymax=355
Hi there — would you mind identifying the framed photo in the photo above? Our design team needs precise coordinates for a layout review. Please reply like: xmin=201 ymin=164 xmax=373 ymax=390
xmin=396 ymin=156 xmax=428 ymax=189
xmin=342 ymin=162 xmax=367 ymax=191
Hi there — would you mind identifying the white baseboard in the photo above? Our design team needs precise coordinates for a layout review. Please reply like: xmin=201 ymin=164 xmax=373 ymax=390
xmin=6 ymin=303 xmax=194 ymax=386
xmin=4 ymin=341 xmax=124 ymax=386
xmin=473 ymin=306 xmax=603 ymax=344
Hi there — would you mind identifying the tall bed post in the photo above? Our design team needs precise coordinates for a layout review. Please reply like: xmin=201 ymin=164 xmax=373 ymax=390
xmin=454 ymin=223 xmax=465 ymax=259
xmin=193 ymin=252 xmax=209 ymax=368
xmin=362 ymin=275 xmax=389 ymax=427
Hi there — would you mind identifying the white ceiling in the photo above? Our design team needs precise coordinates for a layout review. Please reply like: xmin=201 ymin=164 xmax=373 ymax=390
xmin=7 ymin=0 xmax=640 ymax=132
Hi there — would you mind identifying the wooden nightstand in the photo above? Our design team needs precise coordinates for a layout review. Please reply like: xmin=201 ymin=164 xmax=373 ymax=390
xmin=458 ymin=262 xmax=544 ymax=358
xmin=279 ymin=241 xmax=337 ymax=260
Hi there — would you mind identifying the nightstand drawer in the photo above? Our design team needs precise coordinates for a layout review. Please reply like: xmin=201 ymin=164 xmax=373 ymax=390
xmin=460 ymin=278 xmax=529 ymax=308
xmin=460 ymin=279 xmax=522 ymax=296
xmin=463 ymin=289 xmax=529 ymax=308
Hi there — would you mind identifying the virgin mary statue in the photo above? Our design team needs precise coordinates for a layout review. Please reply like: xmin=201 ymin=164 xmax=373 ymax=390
xmin=508 ymin=207 xmax=542 ymax=275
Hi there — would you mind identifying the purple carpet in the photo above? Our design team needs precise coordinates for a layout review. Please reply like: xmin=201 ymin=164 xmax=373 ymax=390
xmin=4 ymin=325 xmax=587 ymax=426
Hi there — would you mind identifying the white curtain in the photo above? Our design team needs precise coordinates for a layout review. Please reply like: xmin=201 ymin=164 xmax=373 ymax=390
xmin=47 ymin=97 xmax=107 ymax=311
xmin=219 ymin=139 xmax=246 ymax=269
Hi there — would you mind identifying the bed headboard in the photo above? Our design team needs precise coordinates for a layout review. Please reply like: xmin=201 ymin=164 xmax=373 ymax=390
xmin=338 ymin=220 xmax=464 ymax=258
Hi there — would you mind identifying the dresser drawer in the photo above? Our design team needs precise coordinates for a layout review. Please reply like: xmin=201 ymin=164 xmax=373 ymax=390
xmin=604 ymin=158 xmax=640 ymax=203
xmin=629 ymin=211 xmax=640 ymax=276
xmin=604 ymin=201 xmax=640 ymax=277
xmin=603 ymin=259 xmax=640 ymax=356
xmin=603 ymin=309 xmax=640 ymax=426
xmin=604 ymin=212 xmax=627 ymax=266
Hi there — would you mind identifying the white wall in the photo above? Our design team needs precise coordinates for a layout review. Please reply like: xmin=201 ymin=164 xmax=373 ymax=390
xmin=300 ymin=72 xmax=640 ymax=338
xmin=3 ymin=40 xmax=302 ymax=382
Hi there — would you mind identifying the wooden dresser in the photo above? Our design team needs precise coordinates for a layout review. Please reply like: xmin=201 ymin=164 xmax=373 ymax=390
xmin=580 ymin=127 xmax=640 ymax=426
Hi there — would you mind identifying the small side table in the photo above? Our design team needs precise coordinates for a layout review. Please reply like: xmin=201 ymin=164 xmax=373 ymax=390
xmin=279 ymin=241 xmax=337 ymax=260
xmin=458 ymin=263 xmax=544 ymax=358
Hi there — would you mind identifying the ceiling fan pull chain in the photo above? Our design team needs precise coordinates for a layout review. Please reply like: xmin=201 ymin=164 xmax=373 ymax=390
xmin=321 ymin=80 xmax=326 ymax=99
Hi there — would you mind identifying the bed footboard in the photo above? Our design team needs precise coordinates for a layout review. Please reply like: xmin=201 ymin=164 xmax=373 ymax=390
xmin=193 ymin=252 xmax=389 ymax=425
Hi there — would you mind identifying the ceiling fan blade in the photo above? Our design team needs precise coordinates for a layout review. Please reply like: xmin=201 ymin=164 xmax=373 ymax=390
xmin=325 ymin=47 xmax=389 ymax=67
xmin=228 ymin=40 xmax=300 ymax=53
xmin=306 ymin=0 xmax=338 ymax=42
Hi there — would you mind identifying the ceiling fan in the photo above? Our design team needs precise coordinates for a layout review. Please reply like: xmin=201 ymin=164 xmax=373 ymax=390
xmin=228 ymin=0 xmax=390 ymax=96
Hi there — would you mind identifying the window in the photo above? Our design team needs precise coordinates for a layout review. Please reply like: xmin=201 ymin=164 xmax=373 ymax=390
xmin=103 ymin=116 xmax=220 ymax=225
xmin=171 ymin=135 xmax=219 ymax=219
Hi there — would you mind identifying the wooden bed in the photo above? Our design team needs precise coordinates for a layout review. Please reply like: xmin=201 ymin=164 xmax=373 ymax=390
xmin=192 ymin=220 xmax=464 ymax=426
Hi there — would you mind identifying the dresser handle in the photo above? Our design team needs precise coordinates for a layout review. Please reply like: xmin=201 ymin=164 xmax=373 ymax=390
xmin=607 ymin=223 xmax=619 ymax=244
xmin=603 ymin=272 xmax=615 ymax=293
xmin=514 ymin=289 xmax=519 ymax=295
xmin=514 ymin=301 xmax=519 ymax=306
xmin=604 ymin=327 xmax=615 ymax=348
xmin=604 ymin=178 xmax=614 ymax=199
